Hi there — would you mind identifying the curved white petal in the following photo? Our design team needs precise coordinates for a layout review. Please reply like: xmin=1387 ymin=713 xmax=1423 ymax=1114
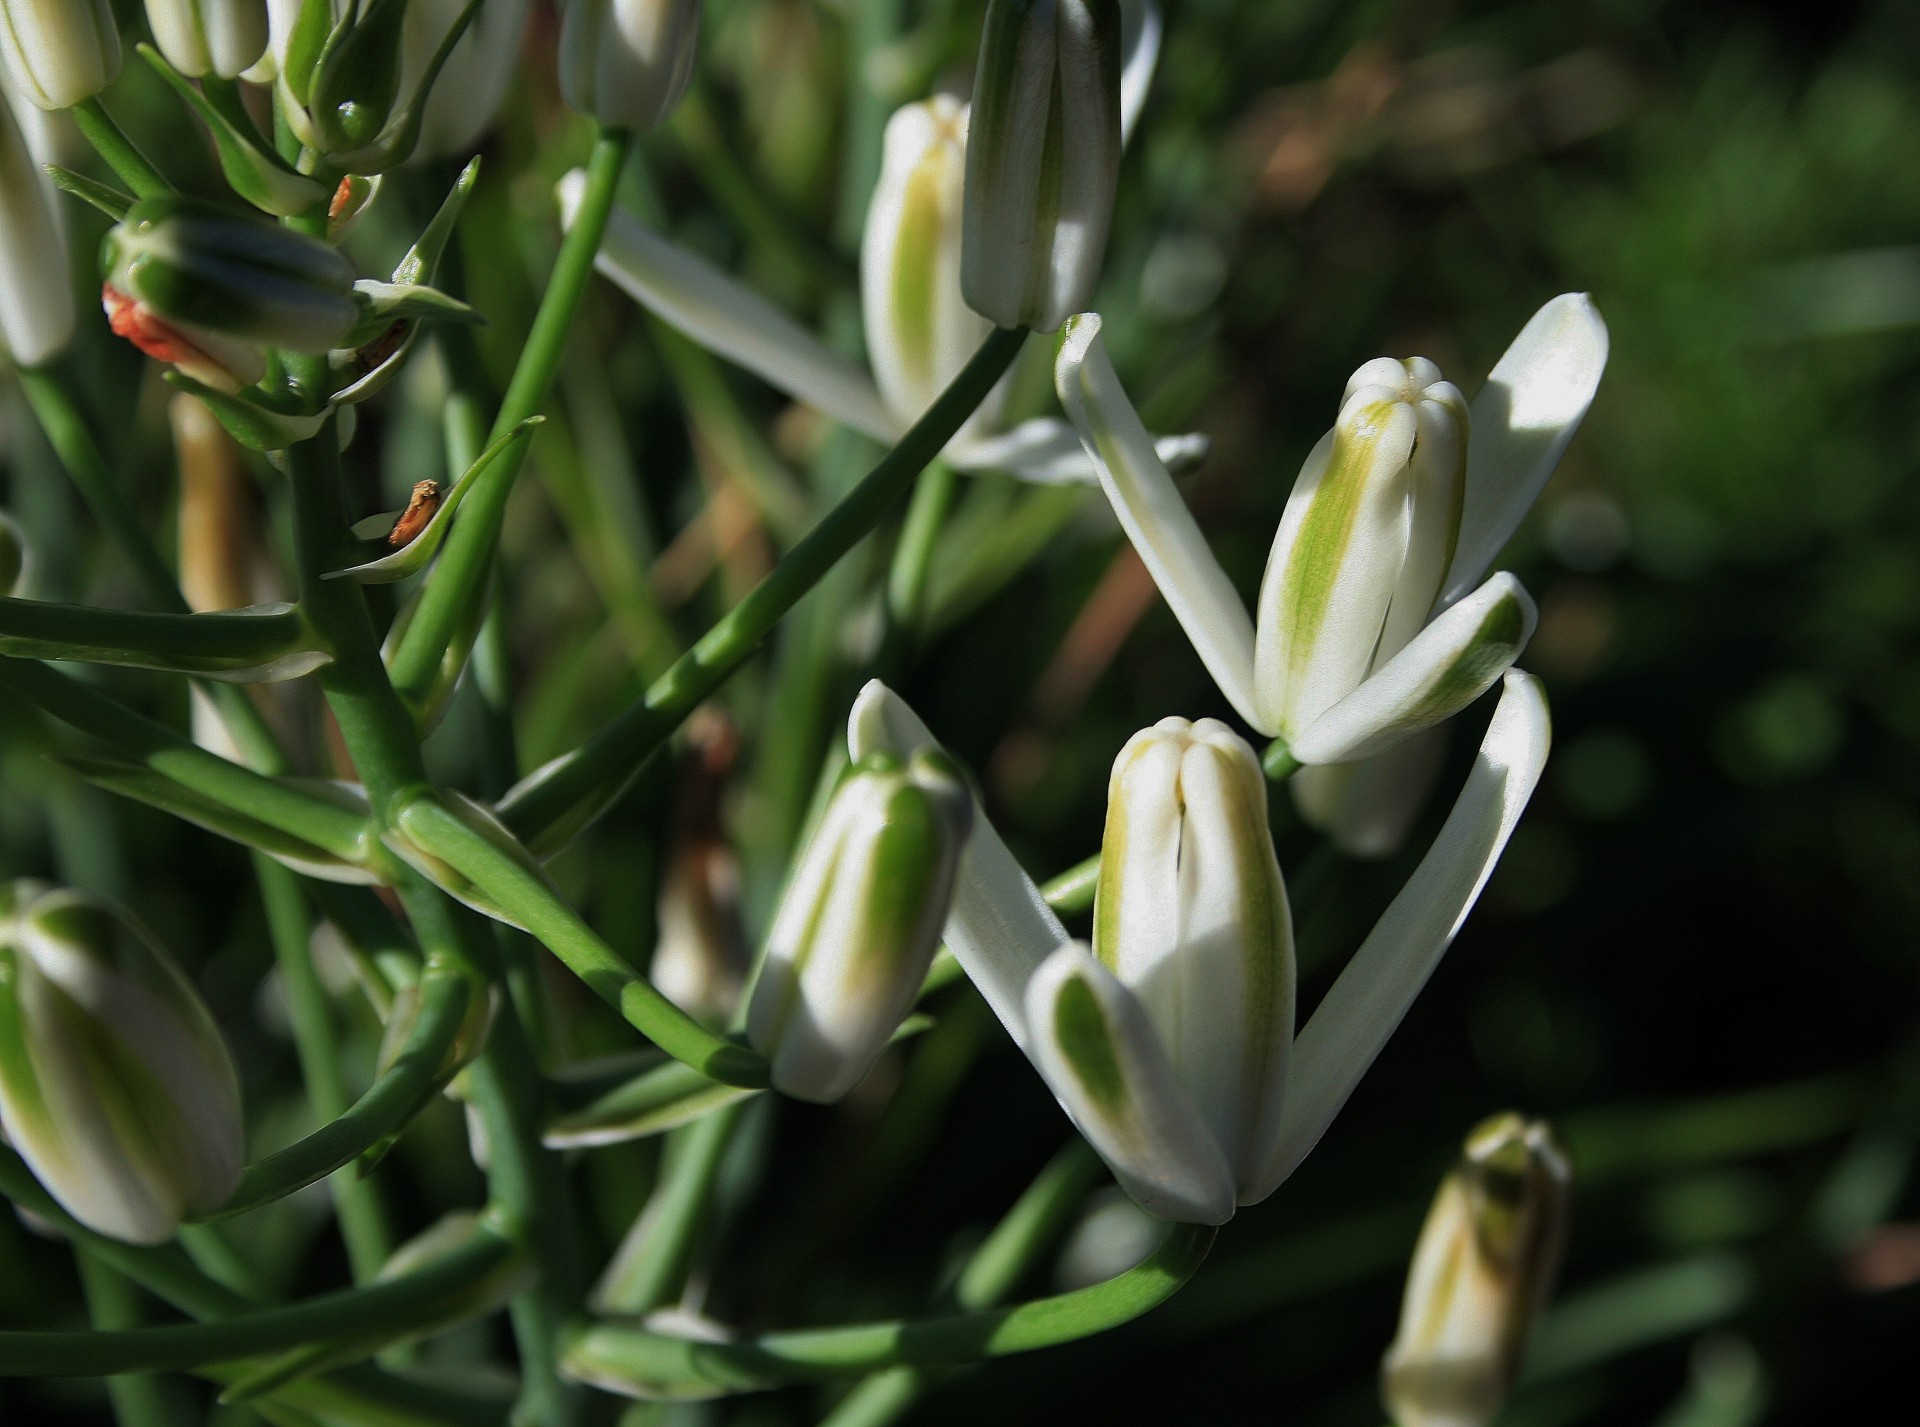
xmin=1289 ymin=573 xmax=1536 ymax=765
xmin=559 ymin=171 xmax=899 ymax=444
xmin=1249 ymin=670 xmax=1550 ymax=1202
xmin=1291 ymin=726 xmax=1447 ymax=860
xmin=1118 ymin=0 xmax=1162 ymax=145
xmin=848 ymin=681 xmax=1067 ymax=1051
xmin=1441 ymin=294 xmax=1609 ymax=605
xmin=1025 ymin=943 xmax=1238 ymax=1225
xmin=1054 ymin=315 xmax=1263 ymax=729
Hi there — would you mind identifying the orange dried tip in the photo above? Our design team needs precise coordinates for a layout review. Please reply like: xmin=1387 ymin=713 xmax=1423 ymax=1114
xmin=389 ymin=480 xmax=443 ymax=547
xmin=330 ymin=178 xmax=358 ymax=227
xmin=104 ymin=285 xmax=207 ymax=369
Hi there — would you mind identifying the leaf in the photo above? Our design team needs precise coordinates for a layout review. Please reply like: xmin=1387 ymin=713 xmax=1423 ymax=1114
xmin=44 ymin=165 xmax=132 ymax=221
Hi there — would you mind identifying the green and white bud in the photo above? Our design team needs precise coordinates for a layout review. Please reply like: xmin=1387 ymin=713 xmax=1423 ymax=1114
xmin=102 ymin=196 xmax=360 ymax=378
xmin=0 ymin=886 xmax=244 ymax=1244
xmin=0 ymin=1 xmax=121 ymax=110
xmin=558 ymin=0 xmax=701 ymax=134
xmin=961 ymin=0 xmax=1122 ymax=332
xmin=145 ymin=0 xmax=270 ymax=79
xmin=862 ymin=96 xmax=1001 ymax=439
xmin=1383 ymin=1113 xmax=1571 ymax=1427
xmin=0 ymin=78 xmax=74 ymax=366
xmin=746 ymin=749 xmax=973 ymax=1103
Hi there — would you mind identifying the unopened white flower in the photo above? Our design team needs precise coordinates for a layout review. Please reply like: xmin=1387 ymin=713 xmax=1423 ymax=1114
xmin=558 ymin=0 xmax=701 ymax=133
xmin=145 ymin=0 xmax=270 ymax=80
xmin=0 ymin=886 xmax=244 ymax=1244
xmin=0 ymin=0 xmax=121 ymax=110
xmin=0 ymin=80 xmax=73 ymax=366
xmin=1383 ymin=1113 xmax=1571 ymax=1427
xmin=848 ymin=674 xmax=1550 ymax=1223
xmin=404 ymin=0 xmax=530 ymax=160
xmin=1056 ymin=296 xmax=1607 ymax=771
xmin=961 ymin=0 xmax=1122 ymax=332
xmin=746 ymin=749 xmax=973 ymax=1103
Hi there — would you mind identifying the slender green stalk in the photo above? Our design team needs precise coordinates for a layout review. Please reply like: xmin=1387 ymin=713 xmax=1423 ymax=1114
xmin=0 ymin=1222 xmax=520 ymax=1375
xmin=74 ymin=1254 xmax=171 ymax=1427
xmin=879 ymin=460 xmax=958 ymax=671
xmin=0 ymin=594 xmax=314 ymax=672
xmin=497 ymin=325 xmax=1030 ymax=853
xmin=594 ymin=1104 xmax=744 ymax=1314
xmin=392 ymin=795 xmax=768 ymax=1087
xmin=1263 ymin=741 xmax=1301 ymax=783
xmin=1041 ymin=853 xmax=1101 ymax=917
xmin=70 ymin=98 xmax=171 ymax=198
xmin=206 ymin=970 xmax=470 ymax=1222
xmin=389 ymin=129 xmax=635 ymax=709
xmin=559 ymin=1222 xmax=1215 ymax=1396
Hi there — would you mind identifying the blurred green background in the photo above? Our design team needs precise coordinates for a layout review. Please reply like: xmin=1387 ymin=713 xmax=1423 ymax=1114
xmin=4 ymin=0 xmax=1918 ymax=1422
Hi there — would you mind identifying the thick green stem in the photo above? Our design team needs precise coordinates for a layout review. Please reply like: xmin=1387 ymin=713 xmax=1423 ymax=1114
xmin=0 ymin=1221 xmax=520 ymax=1375
xmin=70 ymin=98 xmax=171 ymax=198
xmin=497 ymin=325 xmax=1030 ymax=853
xmin=559 ymin=1222 xmax=1215 ymax=1397
xmin=388 ymin=128 xmax=634 ymax=709
xmin=74 ymin=1254 xmax=171 ymax=1427
xmin=0 ymin=594 xmax=314 ymax=673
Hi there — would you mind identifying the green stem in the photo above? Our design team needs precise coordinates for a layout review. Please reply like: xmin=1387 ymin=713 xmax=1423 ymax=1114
xmin=878 ymin=460 xmax=957 ymax=672
xmin=1262 ymin=740 xmax=1301 ymax=783
xmin=0 ymin=656 xmax=370 ymax=858
xmin=206 ymin=970 xmax=470 ymax=1223
xmin=560 ymin=1222 xmax=1215 ymax=1396
xmin=0 ymin=594 xmax=313 ymax=673
xmin=0 ymin=1220 xmax=519 ymax=1375
xmin=388 ymin=128 xmax=634 ymax=709
xmin=70 ymin=98 xmax=171 ymax=198
xmin=74 ymin=1254 xmax=171 ymax=1427
xmin=392 ymin=796 xmax=767 ymax=1087
xmin=1040 ymin=853 xmax=1101 ymax=918
xmin=497 ymin=325 xmax=1030 ymax=854
xmin=594 ymin=1105 xmax=744 ymax=1315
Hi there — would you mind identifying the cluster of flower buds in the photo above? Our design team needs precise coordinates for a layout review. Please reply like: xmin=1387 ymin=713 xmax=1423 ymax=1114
xmin=843 ymin=676 xmax=1549 ymax=1224
xmin=745 ymin=749 xmax=973 ymax=1103
xmin=1056 ymin=295 xmax=1607 ymax=852
xmin=0 ymin=78 xmax=72 ymax=367
xmin=0 ymin=882 xmax=244 ymax=1244
xmin=1383 ymin=1113 xmax=1571 ymax=1427
xmin=0 ymin=0 xmax=121 ymax=111
xmin=559 ymin=0 xmax=703 ymax=133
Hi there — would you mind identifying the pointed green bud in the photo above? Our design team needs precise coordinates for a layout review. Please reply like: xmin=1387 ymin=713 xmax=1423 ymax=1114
xmin=102 ymin=196 xmax=360 ymax=370
xmin=0 ymin=510 xmax=27 ymax=596
xmin=0 ymin=886 xmax=244 ymax=1244
xmin=558 ymin=0 xmax=702 ymax=133
xmin=1383 ymin=1113 xmax=1571 ymax=1427
xmin=1094 ymin=716 xmax=1293 ymax=1193
xmin=145 ymin=0 xmax=270 ymax=79
xmin=304 ymin=0 xmax=410 ymax=153
xmin=961 ymin=0 xmax=1122 ymax=332
xmin=0 ymin=0 xmax=122 ymax=110
xmin=746 ymin=749 xmax=973 ymax=1103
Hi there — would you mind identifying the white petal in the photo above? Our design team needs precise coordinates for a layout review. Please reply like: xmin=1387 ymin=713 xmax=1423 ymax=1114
xmin=559 ymin=171 xmax=899 ymax=444
xmin=1289 ymin=573 xmax=1537 ymax=765
xmin=1291 ymin=726 xmax=1447 ymax=860
xmin=1054 ymin=315 xmax=1264 ymax=730
xmin=1248 ymin=671 xmax=1551 ymax=1201
xmin=847 ymin=681 xmax=1066 ymax=1051
xmin=1118 ymin=0 xmax=1162 ymax=146
xmin=1441 ymin=294 xmax=1609 ymax=605
xmin=949 ymin=417 xmax=1210 ymax=486
xmin=1025 ymin=944 xmax=1237 ymax=1225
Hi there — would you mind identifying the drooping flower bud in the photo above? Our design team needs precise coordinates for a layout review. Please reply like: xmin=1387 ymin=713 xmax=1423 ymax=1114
xmin=746 ymin=748 xmax=973 ymax=1103
xmin=145 ymin=0 xmax=271 ymax=80
xmin=862 ymin=96 xmax=1003 ymax=441
xmin=0 ymin=886 xmax=244 ymax=1244
xmin=1091 ymin=717 xmax=1294 ymax=1193
xmin=101 ymin=195 xmax=360 ymax=389
xmin=404 ymin=0 xmax=530 ymax=161
xmin=1383 ymin=1113 xmax=1571 ymax=1427
xmin=0 ymin=1 xmax=122 ymax=111
xmin=558 ymin=0 xmax=702 ymax=134
xmin=0 ymin=81 xmax=74 ymax=366
xmin=961 ymin=0 xmax=1122 ymax=332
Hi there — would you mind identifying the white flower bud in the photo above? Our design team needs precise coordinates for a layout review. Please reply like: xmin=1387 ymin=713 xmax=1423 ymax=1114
xmin=1093 ymin=717 xmax=1294 ymax=1191
xmin=0 ymin=0 xmax=121 ymax=110
xmin=558 ymin=0 xmax=701 ymax=134
xmin=0 ymin=886 xmax=244 ymax=1244
xmin=0 ymin=82 xmax=74 ymax=366
xmin=961 ymin=0 xmax=1122 ymax=332
xmin=1383 ymin=1113 xmax=1571 ymax=1427
xmin=861 ymin=97 xmax=1001 ymax=439
xmin=404 ymin=0 xmax=530 ymax=160
xmin=145 ymin=0 xmax=270 ymax=80
xmin=747 ymin=749 xmax=973 ymax=1103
